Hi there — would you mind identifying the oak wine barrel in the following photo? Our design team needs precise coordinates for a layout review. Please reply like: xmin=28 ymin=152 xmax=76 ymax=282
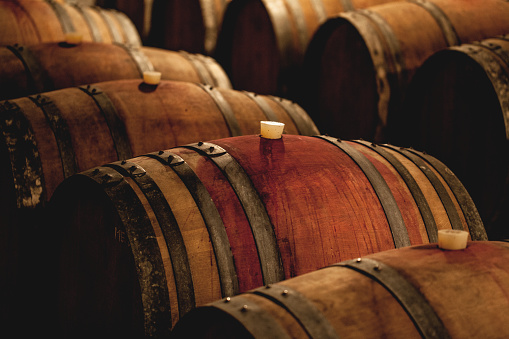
xmin=388 ymin=35 xmax=509 ymax=241
xmin=47 ymin=134 xmax=485 ymax=337
xmin=0 ymin=0 xmax=141 ymax=46
xmin=0 ymin=41 xmax=231 ymax=100
xmin=215 ymin=0 xmax=399 ymax=97
xmin=148 ymin=0 xmax=231 ymax=55
xmin=171 ymin=241 xmax=509 ymax=338
xmin=301 ymin=0 xmax=509 ymax=142
xmin=0 ymin=80 xmax=317 ymax=335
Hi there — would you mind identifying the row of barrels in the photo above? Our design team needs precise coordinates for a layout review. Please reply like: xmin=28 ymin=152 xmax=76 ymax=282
xmin=1 ymin=0 xmax=507 ymax=338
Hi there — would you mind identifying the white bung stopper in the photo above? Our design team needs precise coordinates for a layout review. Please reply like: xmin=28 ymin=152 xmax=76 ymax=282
xmin=65 ymin=32 xmax=83 ymax=45
xmin=143 ymin=71 xmax=162 ymax=85
xmin=260 ymin=121 xmax=284 ymax=139
xmin=438 ymin=229 xmax=468 ymax=250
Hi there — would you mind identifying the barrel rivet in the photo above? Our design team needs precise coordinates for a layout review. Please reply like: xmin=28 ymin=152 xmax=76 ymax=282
xmin=101 ymin=174 xmax=112 ymax=182
xmin=282 ymin=290 xmax=289 ymax=296
xmin=158 ymin=150 xmax=164 ymax=155
xmin=92 ymin=168 xmax=99 ymax=175
xmin=224 ymin=297 xmax=231 ymax=303
xmin=129 ymin=165 xmax=137 ymax=173
xmin=121 ymin=160 xmax=127 ymax=165
xmin=336 ymin=138 xmax=342 ymax=143
xmin=265 ymin=284 xmax=272 ymax=289
xmin=86 ymin=85 xmax=91 ymax=90
xmin=167 ymin=155 xmax=174 ymax=163
xmin=356 ymin=258 xmax=362 ymax=262
xmin=374 ymin=264 xmax=381 ymax=271
xmin=371 ymin=143 xmax=376 ymax=147
xmin=91 ymin=88 xmax=97 ymax=94
xmin=198 ymin=141 xmax=204 ymax=146
xmin=241 ymin=305 xmax=248 ymax=312
xmin=209 ymin=146 xmax=215 ymax=153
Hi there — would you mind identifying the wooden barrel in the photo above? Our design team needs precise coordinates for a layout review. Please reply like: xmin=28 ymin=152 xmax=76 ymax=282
xmin=47 ymin=134 xmax=485 ymax=337
xmin=301 ymin=0 xmax=509 ymax=142
xmin=0 ymin=41 xmax=231 ymax=100
xmin=215 ymin=0 xmax=399 ymax=97
xmin=0 ymin=0 xmax=141 ymax=46
xmin=171 ymin=241 xmax=509 ymax=338
xmin=388 ymin=35 xmax=509 ymax=241
xmin=0 ymin=79 xmax=317 ymax=336
xmin=92 ymin=0 xmax=153 ymax=42
xmin=148 ymin=0 xmax=231 ymax=55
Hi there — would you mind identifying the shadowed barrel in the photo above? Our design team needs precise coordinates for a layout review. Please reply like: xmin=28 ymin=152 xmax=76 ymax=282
xmin=301 ymin=0 xmax=509 ymax=142
xmin=388 ymin=35 xmax=509 ymax=241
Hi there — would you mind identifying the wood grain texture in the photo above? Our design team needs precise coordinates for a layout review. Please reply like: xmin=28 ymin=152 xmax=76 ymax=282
xmin=0 ymin=41 xmax=232 ymax=101
xmin=173 ymin=241 xmax=509 ymax=338
xmin=46 ymin=134 xmax=483 ymax=335
xmin=0 ymin=0 xmax=141 ymax=46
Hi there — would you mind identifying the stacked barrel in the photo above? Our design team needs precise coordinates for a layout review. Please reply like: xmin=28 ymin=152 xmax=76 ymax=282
xmin=1 ymin=0 xmax=508 ymax=338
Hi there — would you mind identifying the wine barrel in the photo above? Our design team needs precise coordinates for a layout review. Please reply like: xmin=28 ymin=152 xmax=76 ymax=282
xmin=0 ymin=41 xmax=231 ymax=100
xmin=171 ymin=241 xmax=509 ymax=338
xmin=0 ymin=79 xmax=316 ymax=336
xmin=388 ymin=35 xmax=509 ymax=241
xmin=148 ymin=0 xmax=231 ymax=55
xmin=215 ymin=0 xmax=399 ymax=97
xmin=47 ymin=134 xmax=485 ymax=337
xmin=0 ymin=0 xmax=141 ymax=46
xmin=301 ymin=0 xmax=509 ymax=142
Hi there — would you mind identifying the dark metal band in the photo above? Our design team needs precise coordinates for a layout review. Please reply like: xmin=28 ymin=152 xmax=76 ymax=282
xmin=94 ymin=6 xmax=123 ymax=43
xmin=83 ymin=166 xmax=172 ymax=336
xmin=202 ymin=0 xmax=219 ymax=54
xmin=6 ymin=44 xmax=53 ymax=95
xmin=315 ymin=136 xmax=410 ymax=248
xmin=197 ymin=84 xmax=242 ymax=137
xmin=408 ymin=0 xmax=459 ymax=46
xmin=263 ymin=0 xmax=294 ymax=71
xmin=467 ymin=42 xmax=509 ymax=141
xmin=339 ymin=12 xmax=391 ymax=127
xmin=251 ymin=284 xmax=339 ymax=339
xmin=145 ymin=150 xmax=239 ymax=298
xmin=182 ymin=141 xmax=285 ymax=285
xmin=333 ymin=258 xmax=450 ymax=339
xmin=268 ymin=96 xmax=319 ymax=136
xmin=210 ymin=295 xmax=292 ymax=338
xmin=104 ymin=160 xmax=196 ymax=317
xmin=406 ymin=148 xmax=487 ymax=240
xmin=356 ymin=9 xmax=405 ymax=126
xmin=0 ymin=100 xmax=46 ymax=208
xmin=78 ymin=85 xmax=132 ymax=160
xmin=341 ymin=0 xmax=355 ymax=11
xmin=284 ymin=0 xmax=309 ymax=54
xmin=193 ymin=54 xmax=224 ymax=88
xmin=28 ymin=94 xmax=78 ymax=179
xmin=353 ymin=140 xmax=438 ymax=242
xmin=242 ymin=91 xmax=279 ymax=122
xmin=114 ymin=43 xmax=154 ymax=76
xmin=382 ymin=145 xmax=464 ymax=232
xmin=72 ymin=4 xmax=102 ymax=42
xmin=46 ymin=0 xmax=76 ymax=34
xmin=309 ymin=0 xmax=327 ymax=23
xmin=178 ymin=51 xmax=215 ymax=86
xmin=108 ymin=9 xmax=142 ymax=47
